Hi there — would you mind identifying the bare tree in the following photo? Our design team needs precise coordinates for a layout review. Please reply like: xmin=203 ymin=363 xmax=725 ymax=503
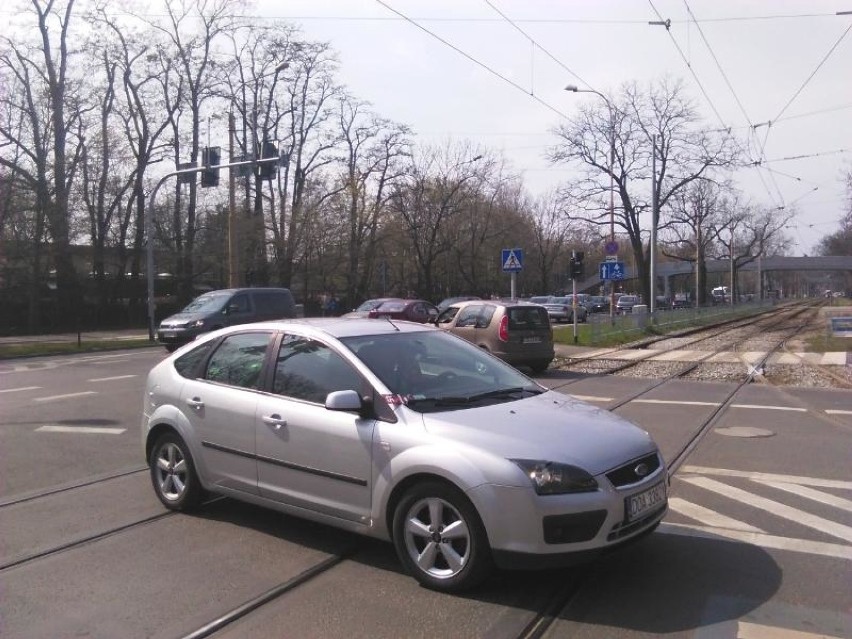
xmin=550 ymin=78 xmax=739 ymax=302
xmin=147 ymin=0 xmax=237 ymax=302
xmin=333 ymin=95 xmax=411 ymax=306
xmin=389 ymin=143 xmax=485 ymax=299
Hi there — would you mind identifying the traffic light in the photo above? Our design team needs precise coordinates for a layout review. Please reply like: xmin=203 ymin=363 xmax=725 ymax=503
xmin=570 ymin=251 xmax=584 ymax=278
xmin=201 ymin=146 xmax=220 ymax=187
xmin=257 ymin=141 xmax=278 ymax=180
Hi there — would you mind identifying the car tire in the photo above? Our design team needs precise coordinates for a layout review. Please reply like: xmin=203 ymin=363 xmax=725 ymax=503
xmin=164 ymin=344 xmax=179 ymax=353
xmin=392 ymin=481 xmax=492 ymax=592
xmin=149 ymin=432 xmax=203 ymax=511
xmin=530 ymin=360 xmax=551 ymax=373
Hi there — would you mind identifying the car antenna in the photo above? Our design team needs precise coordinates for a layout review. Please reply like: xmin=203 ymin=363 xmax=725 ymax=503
xmin=385 ymin=317 xmax=401 ymax=331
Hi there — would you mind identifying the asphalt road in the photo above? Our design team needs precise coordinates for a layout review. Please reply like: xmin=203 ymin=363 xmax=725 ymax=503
xmin=0 ymin=349 xmax=850 ymax=638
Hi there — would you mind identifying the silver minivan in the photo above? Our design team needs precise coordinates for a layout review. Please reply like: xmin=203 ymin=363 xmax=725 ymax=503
xmin=156 ymin=287 xmax=296 ymax=351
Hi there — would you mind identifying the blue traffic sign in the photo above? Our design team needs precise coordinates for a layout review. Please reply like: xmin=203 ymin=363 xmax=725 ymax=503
xmin=501 ymin=248 xmax=524 ymax=272
xmin=600 ymin=261 xmax=625 ymax=280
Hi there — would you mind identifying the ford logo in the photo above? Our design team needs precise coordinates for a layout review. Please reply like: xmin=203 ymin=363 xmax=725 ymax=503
xmin=634 ymin=463 xmax=650 ymax=477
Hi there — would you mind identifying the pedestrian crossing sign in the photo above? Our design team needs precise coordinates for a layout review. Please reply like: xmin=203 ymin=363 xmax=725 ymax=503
xmin=501 ymin=248 xmax=524 ymax=272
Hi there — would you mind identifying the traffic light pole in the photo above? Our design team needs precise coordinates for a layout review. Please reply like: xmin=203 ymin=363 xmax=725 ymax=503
xmin=572 ymin=275 xmax=578 ymax=344
xmin=145 ymin=154 xmax=280 ymax=341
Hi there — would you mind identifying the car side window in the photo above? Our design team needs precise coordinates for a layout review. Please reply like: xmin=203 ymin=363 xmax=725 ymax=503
xmin=204 ymin=332 xmax=271 ymax=389
xmin=436 ymin=307 xmax=459 ymax=325
xmin=476 ymin=305 xmax=496 ymax=329
xmin=455 ymin=305 xmax=480 ymax=328
xmin=273 ymin=335 xmax=363 ymax=403
xmin=174 ymin=340 xmax=215 ymax=378
xmin=228 ymin=293 xmax=250 ymax=314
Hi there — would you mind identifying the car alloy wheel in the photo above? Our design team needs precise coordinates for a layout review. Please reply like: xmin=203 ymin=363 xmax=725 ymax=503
xmin=393 ymin=482 xmax=491 ymax=591
xmin=149 ymin=432 xmax=202 ymax=511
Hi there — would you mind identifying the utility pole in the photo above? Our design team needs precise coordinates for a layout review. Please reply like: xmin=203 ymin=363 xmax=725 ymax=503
xmin=228 ymin=111 xmax=239 ymax=288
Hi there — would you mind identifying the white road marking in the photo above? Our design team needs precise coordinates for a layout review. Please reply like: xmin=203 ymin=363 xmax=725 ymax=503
xmin=752 ymin=481 xmax=852 ymax=514
xmin=569 ymin=394 xmax=613 ymax=402
xmin=634 ymin=399 xmax=718 ymax=406
xmin=730 ymin=404 xmax=807 ymax=412
xmin=34 ymin=391 xmax=98 ymax=403
xmin=668 ymin=497 xmax=765 ymax=533
xmin=681 ymin=476 xmax=852 ymax=543
xmin=680 ymin=466 xmax=852 ymax=490
xmin=738 ymin=620 xmax=845 ymax=639
xmin=659 ymin=523 xmax=852 ymax=560
xmin=36 ymin=425 xmax=126 ymax=435
xmin=87 ymin=374 xmax=137 ymax=382
xmin=0 ymin=386 xmax=41 ymax=393
xmin=825 ymin=409 xmax=852 ymax=416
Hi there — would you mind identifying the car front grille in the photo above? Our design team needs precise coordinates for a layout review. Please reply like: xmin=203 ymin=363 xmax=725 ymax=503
xmin=605 ymin=453 xmax=661 ymax=488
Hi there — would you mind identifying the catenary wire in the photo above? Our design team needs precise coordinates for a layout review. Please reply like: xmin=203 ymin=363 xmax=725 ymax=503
xmin=483 ymin=0 xmax=592 ymax=89
xmin=373 ymin=0 xmax=570 ymax=120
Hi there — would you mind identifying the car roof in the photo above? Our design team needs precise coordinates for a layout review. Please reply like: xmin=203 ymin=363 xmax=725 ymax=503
xmin=210 ymin=317 xmax=435 ymax=340
xmin=448 ymin=299 xmax=543 ymax=310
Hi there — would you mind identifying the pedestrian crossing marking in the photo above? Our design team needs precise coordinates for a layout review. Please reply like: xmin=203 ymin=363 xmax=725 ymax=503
xmin=751 ymin=481 xmax=852 ymax=513
xmin=668 ymin=497 xmax=765 ymax=533
xmin=681 ymin=476 xmax=852 ymax=543
xmin=738 ymin=620 xmax=845 ymax=639
xmin=659 ymin=523 xmax=852 ymax=561
xmin=681 ymin=466 xmax=852 ymax=490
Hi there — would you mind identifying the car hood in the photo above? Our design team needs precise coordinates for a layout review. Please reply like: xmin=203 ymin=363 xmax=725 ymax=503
xmin=420 ymin=391 xmax=656 ymax=475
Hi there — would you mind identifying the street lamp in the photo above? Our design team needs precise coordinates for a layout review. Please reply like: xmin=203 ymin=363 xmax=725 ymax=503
xmin=228 ymin=60 xmax=289 ymax=288
xmin=565 ymin=85 xmax=617 ymax=320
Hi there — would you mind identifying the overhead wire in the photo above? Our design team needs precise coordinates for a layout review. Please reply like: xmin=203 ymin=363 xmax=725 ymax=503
xmin=771 ymin=21 xmax=852 ymax=125
xmin=679 ymin=0 xmax=785 ymax=207
xmin=373 ymin=0 xmax=570 ymax=120
xmin=647 ymin=0 xmax=729 ymax=130
xmin=482 ymin=0 xmax=592 ymax=89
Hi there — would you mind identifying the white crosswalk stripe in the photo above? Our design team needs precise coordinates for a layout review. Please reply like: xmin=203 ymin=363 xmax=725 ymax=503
xmin=664 ymin=466 xmax=852 ymax=559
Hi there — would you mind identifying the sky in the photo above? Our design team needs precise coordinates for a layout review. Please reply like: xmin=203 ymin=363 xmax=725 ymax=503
xmin=255 ymin=0 xmax=852 ymax=255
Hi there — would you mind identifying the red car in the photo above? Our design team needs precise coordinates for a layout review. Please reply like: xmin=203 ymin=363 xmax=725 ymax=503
xmin=344 ymin=298 xmax=439 ymax=323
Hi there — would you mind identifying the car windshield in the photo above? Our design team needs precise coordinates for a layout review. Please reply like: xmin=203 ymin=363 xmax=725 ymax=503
xmin=355 ymin=299 xmax=388 ymax=312
xmin=619 ymin=296 xmax=638 ymax=304
xmin=181 ymin=293 xmax=229 ymax=313
xmin=377 ymin=301 xmax=407 ymax=312
xmin=548 ymin=297 xmax=570 ymax=304
xmin=341 ymin=330 xmax=541 ymax=413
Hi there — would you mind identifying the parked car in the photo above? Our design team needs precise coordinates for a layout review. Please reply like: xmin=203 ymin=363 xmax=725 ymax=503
xmin=437 ymin=295 xmax=481 ymax=311
xmin=542 ymin=296 xmax=588 ymax=323
xmin=344 ymin=298 xmax=439 ymax=323
xmin=433 ymin=300 xmax=554 ymax=372
xmin=616 ymin=294 xmax=640 ymax=314
xmin=528 ymin=295 xmax=552 ymax=305
xmin=586 ymin=295 xmax=610 ymax=313
xmin=655 ymin=296 xmax=672 ymax=310
xmin=672 ymin=293 xmax=691 ymax=309
xmin=142 ymin=318 xmax=667 ymax=591
xmin=156 ymin=287 xmax=296 ymax=352
xmin=711 ymin=287 xmax=730 ymax=304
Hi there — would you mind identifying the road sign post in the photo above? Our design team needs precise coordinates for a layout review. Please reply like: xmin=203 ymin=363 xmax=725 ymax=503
xmin=502 ymin=248 xmax=524 ymax=301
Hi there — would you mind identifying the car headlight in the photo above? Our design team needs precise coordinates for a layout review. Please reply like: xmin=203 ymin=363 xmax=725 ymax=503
xmin=511 ymin=459 xmax=598 ymax=495
xmin=190 ymin=319 xmax=205 ymax=328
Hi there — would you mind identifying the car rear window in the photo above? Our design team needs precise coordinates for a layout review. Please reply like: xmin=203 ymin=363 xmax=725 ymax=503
xmin=507 ymin=306 xmax=550 ymax=330
xmin=378 ymin=301 xmax=406 ymax=312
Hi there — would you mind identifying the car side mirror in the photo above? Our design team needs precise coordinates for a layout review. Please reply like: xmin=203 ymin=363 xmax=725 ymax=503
xmin=326 ymin=389 xmax=375 ymax=418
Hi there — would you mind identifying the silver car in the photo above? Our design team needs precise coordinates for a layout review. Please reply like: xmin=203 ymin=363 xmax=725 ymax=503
xmin=141 ymin=318 xmax=667 ymax=592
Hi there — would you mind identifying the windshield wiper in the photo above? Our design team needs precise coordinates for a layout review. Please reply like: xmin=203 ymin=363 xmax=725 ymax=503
xmin=409 ymin=387 xmax=540 ymax=407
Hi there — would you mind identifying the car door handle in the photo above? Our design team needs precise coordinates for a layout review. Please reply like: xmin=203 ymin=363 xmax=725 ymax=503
xmin=262 ymin=414 xmax=287 ymax=430
xmin=186 ymin=397 xmax=204 ymax=410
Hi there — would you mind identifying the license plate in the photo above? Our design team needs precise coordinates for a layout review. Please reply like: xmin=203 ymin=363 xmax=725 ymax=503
xmin=625 ymin=481 xmax=666 ymax=522
xmin=160 ymin=331 xmax=175 ymax=339
xmin=523 ymin=337 xmax=542 ymax=344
